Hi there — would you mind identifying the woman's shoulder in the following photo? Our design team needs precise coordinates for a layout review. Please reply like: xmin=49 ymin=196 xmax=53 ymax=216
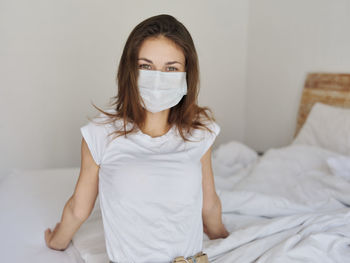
xmin=181 ymin=119 xmax=221 ymax=160
xmin=90 ymin=109 xmax=126 ymax=130
xmin=189 ymin=118 xmax=221 ymax=139
xmin=81 ymin=109 xmax=128 ymax=144
xmin=202 ymin=119 xmax=221 ymax=135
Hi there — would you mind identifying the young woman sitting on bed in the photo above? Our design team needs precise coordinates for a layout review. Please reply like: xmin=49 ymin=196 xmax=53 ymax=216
xmin=44 ymin=14 xmax=229 ymax=263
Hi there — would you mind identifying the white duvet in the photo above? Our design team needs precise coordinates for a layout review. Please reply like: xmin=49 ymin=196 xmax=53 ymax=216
xmin=206 ymin=143 xmax=350 ymax=262
xmin=72 ymin=142 xmax=350 ymax=263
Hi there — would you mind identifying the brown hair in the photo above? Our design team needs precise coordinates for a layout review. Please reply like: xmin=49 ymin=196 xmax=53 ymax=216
xmin=89 ymin=14 xmax=218 ymax=142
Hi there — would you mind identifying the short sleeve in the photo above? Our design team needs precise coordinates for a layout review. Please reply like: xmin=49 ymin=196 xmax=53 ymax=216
xmin=199 ymin=121 xmax=221 ymax=159
xmin=80 ymin=114 xmax=110 ymax=166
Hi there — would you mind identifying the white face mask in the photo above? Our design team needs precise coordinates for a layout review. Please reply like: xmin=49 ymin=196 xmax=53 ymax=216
xmin=137 ymin=69 xmax=187 ymax=113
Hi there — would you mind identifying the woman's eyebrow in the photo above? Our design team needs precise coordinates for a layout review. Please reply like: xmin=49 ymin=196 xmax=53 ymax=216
xmin=138 ymin=58 xmax=183 ymax=65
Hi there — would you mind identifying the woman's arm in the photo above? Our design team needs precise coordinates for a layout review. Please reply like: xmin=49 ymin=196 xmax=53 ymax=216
xmin=45 ymin=137 xmax=100 ymax=250
xmin=201 ymin=147 xmax=229 ymax=239
xmin=45 ymin=196 xmax=87 ymax=250
xmin=202 ymin=193 xmax=229 ymax=239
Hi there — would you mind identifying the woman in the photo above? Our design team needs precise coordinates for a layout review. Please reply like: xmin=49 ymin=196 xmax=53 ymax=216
xmin=44 ymin=14 xmax=229 ymax=263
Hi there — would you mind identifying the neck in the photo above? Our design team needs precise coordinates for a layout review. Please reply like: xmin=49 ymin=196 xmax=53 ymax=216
xmin=140 ymin=109 xmax=171 ymax=137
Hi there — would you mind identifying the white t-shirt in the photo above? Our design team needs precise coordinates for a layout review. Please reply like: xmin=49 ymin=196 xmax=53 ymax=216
xmin=80 ymin=110 xmax=221 ymax=263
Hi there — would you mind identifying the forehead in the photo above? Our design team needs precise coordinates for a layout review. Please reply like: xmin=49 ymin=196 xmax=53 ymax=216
xmin=138 ymin=36 xmax=185 ymax=63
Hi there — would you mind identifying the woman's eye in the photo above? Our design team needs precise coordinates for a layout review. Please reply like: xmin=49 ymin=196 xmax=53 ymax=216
xmin=139 ymin=64 xmax=151 ymax=70
xmin=167 ymin=66 xmax=178 ymax=72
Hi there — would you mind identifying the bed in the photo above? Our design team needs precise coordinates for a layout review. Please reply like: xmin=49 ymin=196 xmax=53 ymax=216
xmin=1 ymin=73 xmax=350 ymax=263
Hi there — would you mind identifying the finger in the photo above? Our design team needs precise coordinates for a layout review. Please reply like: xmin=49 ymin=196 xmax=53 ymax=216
xmin=45 ymin=229 xmax=51 ymax=239
xmin=45 ymin=231 xmax=49 ymax=245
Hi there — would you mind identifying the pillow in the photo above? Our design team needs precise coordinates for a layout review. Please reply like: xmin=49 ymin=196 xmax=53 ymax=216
xmin=327 ymin=155 xmax=350 ymax=182
xmin=212 ymin=140 xmax=258 ymax=176
xmin=293 ymin=102 xmax=350 ymax=156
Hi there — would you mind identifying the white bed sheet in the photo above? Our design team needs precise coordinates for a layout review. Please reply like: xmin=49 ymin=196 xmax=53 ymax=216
xmin=0 ymin=168 xmax=85 ymax=263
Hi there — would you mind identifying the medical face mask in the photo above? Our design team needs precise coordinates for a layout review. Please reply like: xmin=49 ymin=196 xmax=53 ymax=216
xmin=137 ymin=69 xmax=187 ymax=113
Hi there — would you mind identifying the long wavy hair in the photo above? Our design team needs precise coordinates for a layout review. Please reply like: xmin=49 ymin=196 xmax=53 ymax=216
xmin=89 ymin=14 xmax=218 ymax=142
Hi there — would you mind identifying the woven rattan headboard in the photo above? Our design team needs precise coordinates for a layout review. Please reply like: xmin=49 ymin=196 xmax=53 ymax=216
xmin=294 ymin=73 xmax=350 ymax=138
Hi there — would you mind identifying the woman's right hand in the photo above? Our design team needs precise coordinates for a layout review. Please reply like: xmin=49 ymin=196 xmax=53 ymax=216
xmin=45 ymin=222 xmax=68 ymax=251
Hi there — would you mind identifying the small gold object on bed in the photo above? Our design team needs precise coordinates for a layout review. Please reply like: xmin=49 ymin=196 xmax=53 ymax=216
xmin=294 ymin=73 xmax=350 ymax=138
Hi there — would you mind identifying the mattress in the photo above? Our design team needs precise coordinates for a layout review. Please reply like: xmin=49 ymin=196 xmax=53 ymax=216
xmin=0 ymin=168 xmax=85 ymax=263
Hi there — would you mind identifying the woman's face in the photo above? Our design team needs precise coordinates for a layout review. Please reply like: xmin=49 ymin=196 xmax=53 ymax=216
xmin=137 ymin=36 xmax=186 ymax=72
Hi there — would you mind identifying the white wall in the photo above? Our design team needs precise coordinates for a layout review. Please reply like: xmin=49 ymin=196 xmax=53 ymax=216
xmin=244 ymin=0 xmax=350 ymax=152
xmin=0 ymin=0 xmax=249 ymax=176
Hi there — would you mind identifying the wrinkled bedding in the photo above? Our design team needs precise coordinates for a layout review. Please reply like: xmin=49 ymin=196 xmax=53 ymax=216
xmin=207 ymin=143 xmax=350 ymax=262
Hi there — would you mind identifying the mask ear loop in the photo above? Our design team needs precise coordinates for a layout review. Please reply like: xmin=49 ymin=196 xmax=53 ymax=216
xmin=182 ymin=73 xmax=188 ymax=95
